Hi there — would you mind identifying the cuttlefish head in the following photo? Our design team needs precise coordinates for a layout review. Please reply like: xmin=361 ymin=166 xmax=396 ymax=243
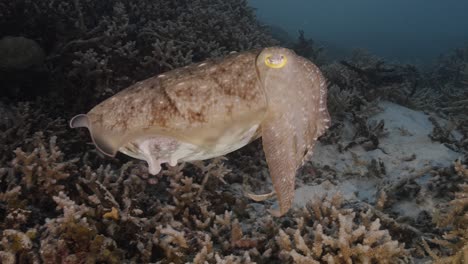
xmin=253 ymin=47 xmax=330 ymax=216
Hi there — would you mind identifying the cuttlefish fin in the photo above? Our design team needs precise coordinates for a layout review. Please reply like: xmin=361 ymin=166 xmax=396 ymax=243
xmin=69 ymin=114 xmax=89 ymax=129
xmin=261 ymin=115 xmax=299 ymax=217
xmin=316 ymin=80 xmax=331 ymax=138
xmin=70 ymin=114 xmax=116 ymax=157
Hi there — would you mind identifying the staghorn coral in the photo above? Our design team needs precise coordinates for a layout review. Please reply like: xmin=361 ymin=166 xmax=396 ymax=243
xmin=1 ymin=0 xmax=276 ymax=108
xmin=40 ymin=191 xmax=124 ymax=264
xmin=2 ymin=1 xmax=468 ymax=262
xmin=293 ymin=30 xmax=326 ymax=66
xmin=1 ymin=124 xmax=410 ymax=263
xmin=0 ymin=229 xmax=39 ymax=264
xmin=424 ymin=160 xmax=468 ymax=263
xmin=410 ymin=45 xmax=468 ymax=151
xmin=0 ymin=102 xmax=47 ymax=164
xmin=429 ymin=45 xmax=468 ymax=88
xmin=0 ymin=127 xmax=80 ymax=232
xmin=275 ymin=194 xmax=408 ymax=263
xmin=12 ymin=132 xmax=79 ymax=194
xmin=323 ymin=49 xmax=421 ymax=110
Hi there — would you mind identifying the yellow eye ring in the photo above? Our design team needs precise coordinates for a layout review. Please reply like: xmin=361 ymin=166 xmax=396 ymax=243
xmin=265 ymin=54 xmax=287 ymax=69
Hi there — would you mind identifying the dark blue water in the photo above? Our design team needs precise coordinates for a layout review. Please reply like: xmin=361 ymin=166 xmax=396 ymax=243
xmin=249 ymin=0 xmax=468 ymax=65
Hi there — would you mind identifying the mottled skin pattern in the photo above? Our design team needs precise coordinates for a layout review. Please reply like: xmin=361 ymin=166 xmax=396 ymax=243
xmin=79 ymin=50 xmax=266 ymax=155
xmin=70 ymin=47 xmax=330 ymax=216
xmin=255 ymin=48 xmax=330 ymax=216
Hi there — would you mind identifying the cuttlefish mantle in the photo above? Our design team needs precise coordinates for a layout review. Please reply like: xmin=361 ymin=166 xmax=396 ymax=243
xmin=70 ymin=47 xmax=330 ymax=216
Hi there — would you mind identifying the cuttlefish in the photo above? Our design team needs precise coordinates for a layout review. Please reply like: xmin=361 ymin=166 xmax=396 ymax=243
xmin=70 ymin=47 xmax=330 ymax=216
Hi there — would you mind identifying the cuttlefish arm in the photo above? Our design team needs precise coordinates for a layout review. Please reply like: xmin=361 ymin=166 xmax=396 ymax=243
xmin=255 ymin=47 xmax=330 ymax=216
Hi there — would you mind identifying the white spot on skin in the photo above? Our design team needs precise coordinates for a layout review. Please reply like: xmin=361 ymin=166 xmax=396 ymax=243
xmin=177 ymin=82 xmax=185 ymax=86
xmin=198 ymin=63 xmax=207 ymax=67
xmin=169 ymin=157 xmax=178 ymax=166
xmin=157 ymin=74 xmax=166 ymax=78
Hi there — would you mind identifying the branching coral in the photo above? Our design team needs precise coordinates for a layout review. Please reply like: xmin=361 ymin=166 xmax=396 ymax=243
xmin=429 ymin=45 xmax=468 ymax=88
xmin=293 ymin=30 xmax=326 ymax=66
xmin=12 ymin=132 xmax=79 ymax=194
xmin=0 ymin=229 xmax=38 ymax=264
xmin=40 ymin=191 xmax=124 ymax=264
xmin=0 ymin=102 xmax=48 ymax=163
xmin=1 ymin=0 xmax=276 ymax=108
xmin=424 ymin=160 xmax=468 ymax=263
xmin=411 ymin=45 xmax=468 ymax=147
xmin=2 ymin=2 xmax=468 ymax=263
xmin=3 ymin=131 xmax=412 ymax=264
xmin=323 ymin=49 xmax=421 ymax=117
xmin=275 ymin=194 xmax=408 ymax=263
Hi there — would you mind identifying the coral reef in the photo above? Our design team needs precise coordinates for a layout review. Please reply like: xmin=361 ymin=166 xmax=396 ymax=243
xmin=0 ymin=105 xmax=410 ymax=262
xmin=423 ymin=160 xmax=468 ymax=263
xmin=275 ymin=194 xmax=408 ymax=263
xmin=324 ymin=49 xmax=421 ymax=107
xmin=0 ymin=0 xmax=276 ymax=109
xmin=293 ymin=30 xmax=326 ymax=66
xmin=1 ymin=0 xmax=468 ymax=262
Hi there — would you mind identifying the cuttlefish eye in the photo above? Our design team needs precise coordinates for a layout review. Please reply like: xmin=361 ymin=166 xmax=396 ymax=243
xmin=265 ymin=54 xmax=287 ymax=69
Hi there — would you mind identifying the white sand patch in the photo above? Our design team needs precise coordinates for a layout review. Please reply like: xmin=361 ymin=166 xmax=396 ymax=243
xmin=294 ymin=101 xmax=461 ymax=217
